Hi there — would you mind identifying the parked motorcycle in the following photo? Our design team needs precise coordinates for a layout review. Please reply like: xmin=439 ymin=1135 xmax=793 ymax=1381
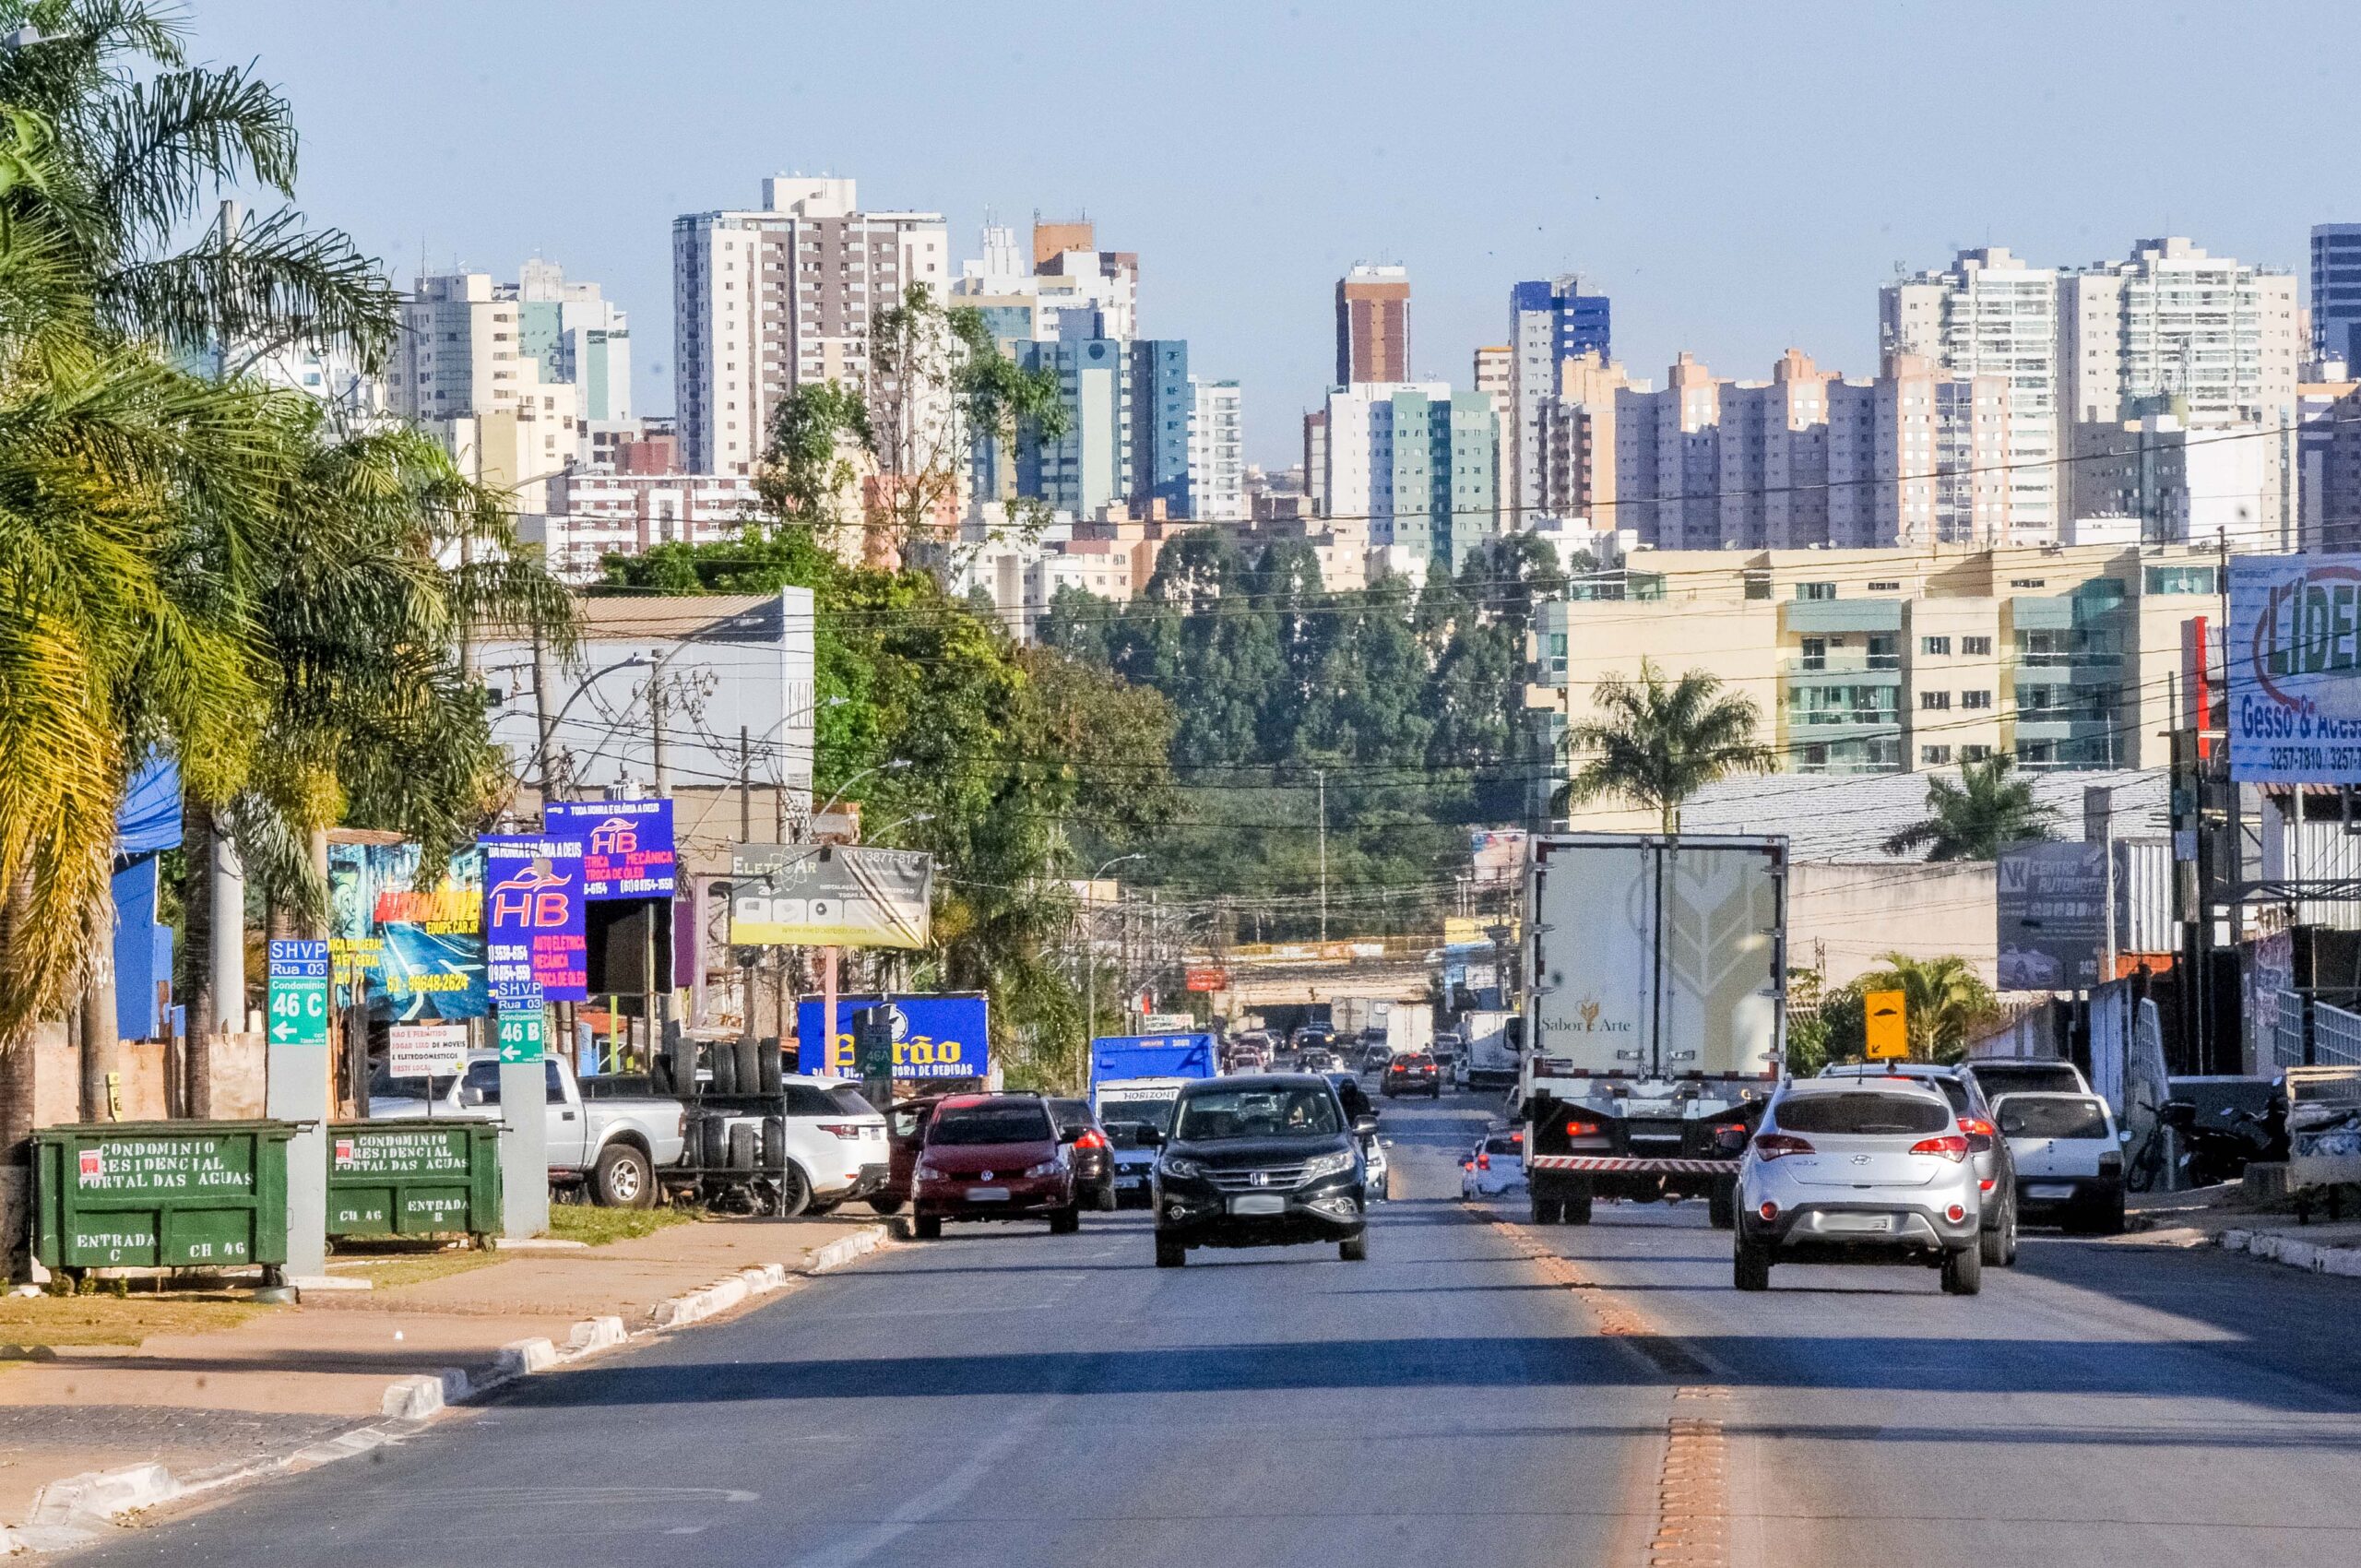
xmin=2158 ymin=1095 xmax=2288 ymax=1189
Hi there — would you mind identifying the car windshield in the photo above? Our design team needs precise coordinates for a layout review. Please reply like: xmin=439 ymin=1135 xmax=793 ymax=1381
xmin=1174 ymin=1086 xmax=1343 ymax=1141
xmin=1975 ymin=1063 xmax=2084 ymax=1096
xmin=1775 ymin=1092 xmax=1951 ymax=1135
xmin=1999 ymin=1097 xmax=2111 ymax=1140
xmin=1484 ymin=1134 xmax=1523 ymax=1156
xmin=929 ymin=1103 xmax=1052 ymax=1145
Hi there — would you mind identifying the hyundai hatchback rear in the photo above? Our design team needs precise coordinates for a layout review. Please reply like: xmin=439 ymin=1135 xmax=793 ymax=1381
xmin=1736 ymin=1078 xmax=1985 ymax=1294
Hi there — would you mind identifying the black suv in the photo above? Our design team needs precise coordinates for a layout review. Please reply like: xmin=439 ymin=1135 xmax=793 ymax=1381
xmin=1147 ymin=1074 xmax=1370 ymax=1267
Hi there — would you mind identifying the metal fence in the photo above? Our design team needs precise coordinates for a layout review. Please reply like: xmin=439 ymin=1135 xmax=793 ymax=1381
xmin=2279 ymin=989 xmax=2307 ymax=1069
xmin=2312 ymin=1001 xmax=2361 ymax=1070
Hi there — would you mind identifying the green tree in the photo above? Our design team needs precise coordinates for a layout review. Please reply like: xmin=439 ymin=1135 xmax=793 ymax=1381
xmin=1854 ymin=953 xmax=1999 ymax=1062
xmin=1552 ymin=660 xmax=1772 ymax=832
xmin=1880 ymin=754 xmax=2059 ymax=861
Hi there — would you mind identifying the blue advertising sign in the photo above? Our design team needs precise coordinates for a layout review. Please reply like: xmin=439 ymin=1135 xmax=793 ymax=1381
xmin=1086 ymin=1034 xmax=1216 ymax=1087
xmin=544 ymin=799 xmax=677 ymax=899
xmin=794 ymin=993 xmax=990 ymax=1081
xmin=480 ymin=836 xmax=587 ymax=1003
xmin=328 ymin=841 xmax=485 ymax=1022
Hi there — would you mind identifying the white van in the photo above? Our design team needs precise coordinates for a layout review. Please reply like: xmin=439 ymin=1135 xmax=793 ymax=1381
xmin=1993 ymin=1091 xmax=2126 ymax=1235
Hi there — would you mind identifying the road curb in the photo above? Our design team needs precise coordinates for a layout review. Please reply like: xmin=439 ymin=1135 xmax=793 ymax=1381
xmin=2218 ymin=1227 xmax=2361 ymax=1277
xmin=3 ymin=1226 xmax=895 ymax=1551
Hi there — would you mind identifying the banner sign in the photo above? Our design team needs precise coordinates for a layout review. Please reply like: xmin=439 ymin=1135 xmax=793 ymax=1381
xmin=1996 ymin=840 xmax=2106 ymax=991
xmin=266 ymin=939 xmax=329 ymax=1049
xmin=481 ymin=836 xmax=588 ymax=1002
xmin=2228 ymin=552 xmax=2361 ymax=784
xmin=1183 ymin=967 xmax=1228 ymax=992
xmin=328 ymin=842 xmax=485 ymax=1022
xmin=545 ymin=799 xmax=676 ymax=899
xmin=387 ymin=1022 xmax=469 ymax=1079
xmin=730 ymin=844 xmax=932 ymax=950
xmin=793 ymin=993 xmax=989 ymax=1080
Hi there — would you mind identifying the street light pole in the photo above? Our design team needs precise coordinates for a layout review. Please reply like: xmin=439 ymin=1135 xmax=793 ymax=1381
xmin=1086 ymin=853 xmax=1145 ymax=1043
xmin=1317 ymin=768 xmax=1329 ymax=943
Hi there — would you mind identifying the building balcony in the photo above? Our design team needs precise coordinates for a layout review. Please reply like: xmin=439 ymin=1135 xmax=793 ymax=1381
xmin=1784 ymin=653 xmax=1901 ymax=679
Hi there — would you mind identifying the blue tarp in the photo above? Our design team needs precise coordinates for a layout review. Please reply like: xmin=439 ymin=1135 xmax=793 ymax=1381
xmin=116 ymin=754 xmax=181 ymax=859
xmin=113 ymin=755 xmax=182 ymax=1039
xmin=1087 ymin=1034 xmax=1215 ymax=1087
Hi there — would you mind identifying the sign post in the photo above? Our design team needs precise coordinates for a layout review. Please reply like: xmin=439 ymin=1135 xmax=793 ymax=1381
xmin=264 ymin=939 xmax=331 ymax=1284
xmin=492 ymin=980 xmax=548 ymax=1241
xmin=1864 ymin=990 xmax=1909 ymax=1060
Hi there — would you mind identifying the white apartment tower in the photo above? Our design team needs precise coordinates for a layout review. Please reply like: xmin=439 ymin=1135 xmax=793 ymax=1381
xmin=1880 ymin=248 xmax=2059 ymax=541
xmin=672 ymin=177 xmax=949 ymax=476
xmin=1188 ymin=377 xmax=1245 ymax=520
xmin=2058 ymin=237 xmax=2298 ymax=427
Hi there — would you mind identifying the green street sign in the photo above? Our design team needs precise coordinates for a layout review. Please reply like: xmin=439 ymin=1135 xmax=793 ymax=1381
xmin=496 ymin=1009 xmax=545 ymax=1064
xmin=267 ymin=939 xmax=330 ymax=1049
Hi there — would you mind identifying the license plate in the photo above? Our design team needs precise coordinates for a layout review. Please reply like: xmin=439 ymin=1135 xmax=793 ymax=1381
xmin=1228 ymin=1194 xmax=1287 ymax=1216
xmin=1821 ymin=1213 xmax=1891 ymax=1233
xmin=2026 ymin=1182 xmax=2077 ymax=1200
xmin=966 ymin=1187 xmax=1009 ymax=1202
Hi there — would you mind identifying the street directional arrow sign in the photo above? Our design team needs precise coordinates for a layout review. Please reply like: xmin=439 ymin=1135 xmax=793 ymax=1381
xmin=267 ymin=939 xmax=330 ymax=1050
xmin=495 ymin=1009 xmax=545 ymax=1064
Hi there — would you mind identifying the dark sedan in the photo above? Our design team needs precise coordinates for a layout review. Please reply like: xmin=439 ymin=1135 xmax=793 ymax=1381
xmin=1148 ymin=1074 xmax=1370 ymax=1267
xmin=1047 ymin=1096 xmax=1118 ymax=1211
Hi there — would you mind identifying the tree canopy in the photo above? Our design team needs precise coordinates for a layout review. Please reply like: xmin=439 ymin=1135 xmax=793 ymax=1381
xmin=1880 ymin=754 xmax=2060 ymax=861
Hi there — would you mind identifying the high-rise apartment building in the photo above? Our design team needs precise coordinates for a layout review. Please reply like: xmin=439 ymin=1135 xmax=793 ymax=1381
xmin=2058 ymin=237 xmax=2298 ymax=427
xmin=514 ymin=259 xmax=630 ymax=424
xmin=1881 ymin=248 xmax=2059 ymax=540
xmin=952 ymin=220 xmax=1139 ymax=345
xmin=2309 ymin=224 xmax=2361 ymax=366
xmin=672 ymin=176 xmax=949 ymax=476
xmin=1322 ymin=383 xmax=1499 ymax=567
xmin=391 ymin=270 xmax=578 ymax=508
xmin=1004 ymin=329 xmax=1192 ymax=518
xmin=1335 ymin=265 xmax=1410 ymax=386
xmin=1189 ymin=377 xmax=1245 ymax=520
xmin=1508 ymin=277 xmax=1612 ymax=519
xmin=1474 ymin=344 xmax=1512 ymax=516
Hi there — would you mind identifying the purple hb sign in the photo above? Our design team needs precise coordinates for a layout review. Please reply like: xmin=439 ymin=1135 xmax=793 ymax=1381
xmin=544 ymin=799 xmax=676 ymax=900
xmin=479 ymin=835 xmax=587 ymax=1002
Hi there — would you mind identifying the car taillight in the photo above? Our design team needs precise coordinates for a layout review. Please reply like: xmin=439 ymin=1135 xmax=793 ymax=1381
xmin=1911 ymin=1134 xmax=1970 ymax=1162
xmin=1566 ymin=1120 xmax=1599 ymax=1136
xmin=1753 ymin=1134 xmax=1814 ymax=1160
xmin=1758 ymin=1201 xmax=1778 ymax=1220
xmin=1979 ymin=1178 xmax=1995 ymax=1191
xmin=1074 ymin=1129 xmax=1108 ymax=1150
xmin=1945 ymin=1203 xmax=1968 ymax=1223
xmin=1477 ymin=1152 xmax=1490 ymax=1170
xmin=818 ymin=1123 xmax=867 ymax=1138
xmin=1510 ymin=1130 xmax=1524 ymax=1142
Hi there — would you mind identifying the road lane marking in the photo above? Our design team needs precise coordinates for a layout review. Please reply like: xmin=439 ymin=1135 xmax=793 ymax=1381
xmin=787 ymin=1401 xmax=1053 ymax=1568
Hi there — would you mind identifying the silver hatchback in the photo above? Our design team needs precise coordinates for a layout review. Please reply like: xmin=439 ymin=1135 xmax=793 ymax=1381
xmin=1735 ymin=1078 xmax=1986 ymax=1295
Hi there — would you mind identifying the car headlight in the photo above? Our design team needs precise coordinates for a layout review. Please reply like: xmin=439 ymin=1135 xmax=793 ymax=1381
xmin=913 ymin=1163 xmax=943 ymax=1183
xmin=1158 ymin=1156 xmax=1206 ymax=1181
xmin=1022 ymin=1157 xmax=1064 ymax=1178
xmin=1302 ymin=1148 xmax=1358 ymax=1181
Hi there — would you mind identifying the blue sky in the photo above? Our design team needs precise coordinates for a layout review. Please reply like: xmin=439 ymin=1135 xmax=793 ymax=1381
xmin=196 ymin=0 xmax=2359 ymax=467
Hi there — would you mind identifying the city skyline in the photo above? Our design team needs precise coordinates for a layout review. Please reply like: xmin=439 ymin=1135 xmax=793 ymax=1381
xmin=191 ymin=0 xmax=2359 ymax=468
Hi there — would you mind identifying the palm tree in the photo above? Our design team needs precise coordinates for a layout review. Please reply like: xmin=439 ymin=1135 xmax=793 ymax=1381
xmin=1551 ymin=660 xmax=1773 ymax=832
xmin=1856 ymin=953 xmax=1999 ymax=1061
xmin=1880 ymin=754 xmax=2059 ymax=861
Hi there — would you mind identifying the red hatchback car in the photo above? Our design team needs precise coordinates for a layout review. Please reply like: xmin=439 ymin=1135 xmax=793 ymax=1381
xmin=910 ymin=1094 xmax=1081 ymax=1239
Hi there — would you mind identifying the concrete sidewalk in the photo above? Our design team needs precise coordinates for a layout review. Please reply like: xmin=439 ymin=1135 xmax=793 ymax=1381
xmin=0 ymin=1212 xmax=888 ymax=1546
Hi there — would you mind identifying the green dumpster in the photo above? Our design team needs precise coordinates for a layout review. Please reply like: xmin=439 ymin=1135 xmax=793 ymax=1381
xmin=30 ymin=1121 xmax=297 ymax=1274
xmin=326 ymin=1122 xmax=503 ymax=1247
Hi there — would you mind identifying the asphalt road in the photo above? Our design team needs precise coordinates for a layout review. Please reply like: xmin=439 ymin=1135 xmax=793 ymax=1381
xmin=71 ymin=1087 xmax=2361 ymax=1566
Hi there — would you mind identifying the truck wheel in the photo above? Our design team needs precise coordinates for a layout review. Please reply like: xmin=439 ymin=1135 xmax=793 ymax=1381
xmin=698 ymin=1116 xmax=729 ymax=1170
xmin=1941 ymin=1244 xmax=1983 ymax=1295
xmin=1562 ymin=1180 xmax=1594 ymax=1225
xmin=760 ymin=1116 xmax=785 ymax=1171
xmin=1530 ymin=1194 xmax=1562 ymax=1226
xmin=867 ymin=1194 xmax=906 ymax=1216
xmin=728 ymin=1123 xmax=757 ymax=1171
xmin=1708 ymin=1182 xmax=1738 ymax=1230
xmin=776 ymin=1161 xmax=812 ymax=1218
xmin=1733 ymin=1237 xmax=1772 ymax=1291
xmin=1339 ymin=1233 xmax=1368 ymax=1262
xmin=912 ymin=1215 xmax=941 ymax=1241
xmin=593 ymin=1144 xmax=655 ymax=1209
xmin=1155 ymin=1235 xmax=1185 ymax=1267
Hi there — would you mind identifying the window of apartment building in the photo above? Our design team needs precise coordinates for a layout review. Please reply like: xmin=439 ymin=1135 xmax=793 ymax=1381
xmin=2144 ymin=565 xmax=2219 ymax=595
xmin=1961 ymin=744 xmax=1993 ymax=763
xmin=1962 ymin=690 xmax=1992 ymax=709
xmin=1795 ymin=581 xmax=1837 ymax=601
xmin=1798 ymin=636 xmax=1827 ymax=671
xmin=2010 ymin=577 xmax=2047 ymax=588
xmin=1868 ymin=580 xmax=1901 ymax=592
xmin=1962 ymin=635 xmax=1992 ymax=657
xmin=1869 ymin=634 xmax=1899 ymax=670
xmin=1921 ymin=636 xmax=1952 ymax=657
xmin=1803 ymin=743 xmax=1829 ymax=767
xmin=1920 ymin=690 xmax=1952 ymax=711
xmin=1921 ymin=745 xmax=1952 ymax=766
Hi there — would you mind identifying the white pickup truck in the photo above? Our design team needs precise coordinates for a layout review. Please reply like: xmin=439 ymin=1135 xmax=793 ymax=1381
xmin=369 ymin=1051 xmax=688 ymax=1208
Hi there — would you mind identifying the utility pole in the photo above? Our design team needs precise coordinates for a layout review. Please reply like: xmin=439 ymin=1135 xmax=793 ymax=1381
xmin=650 ymin=659 xmax=667 ymax=798
xmin=1317 ymin=768 xmax=1329 ymax=944
xmin=531 ymin=626 xmax=558 ymax=802
xmin=738 ymin=727 xmax=753 ymax=1044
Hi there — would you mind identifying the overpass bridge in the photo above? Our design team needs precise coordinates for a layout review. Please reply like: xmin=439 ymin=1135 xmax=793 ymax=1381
xmin=1186 ymin=938 xmax=1438 ymax=1017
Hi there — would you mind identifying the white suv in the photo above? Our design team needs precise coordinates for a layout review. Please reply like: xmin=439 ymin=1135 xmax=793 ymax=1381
xmin=1735 ymin=1077 xmax=1986 ymax=1295
xmin=718 ymin=1076 xmax=887 ymax=1216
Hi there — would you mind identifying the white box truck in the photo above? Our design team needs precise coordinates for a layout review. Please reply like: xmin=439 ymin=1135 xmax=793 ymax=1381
xmin=1517 ymin=834 xmax=1786 ymax=1229
xmin=1457 ymin=1009 xmax=1520 ymax=1088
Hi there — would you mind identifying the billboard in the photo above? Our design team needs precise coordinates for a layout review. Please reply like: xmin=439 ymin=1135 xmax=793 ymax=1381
xmin=2227 ymin=552 xmax=2361 ymax=784
xmin=1996 ymin=840 xmax=2107 ymax=991
xmin=481 ymin=836 xmax=588 ymax=1002
xmin=544 ymin=799 xmax=676 ymax=899
xmin=730 ymin=843 xmax=932 ymax=949
xmin=793 ymin=993 xmax=989 ymax=1080
xmin=328 ymin=841 xmax=484 ymax=1022
xmin=1468 ymin=829 xmax=1529 ymax=888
